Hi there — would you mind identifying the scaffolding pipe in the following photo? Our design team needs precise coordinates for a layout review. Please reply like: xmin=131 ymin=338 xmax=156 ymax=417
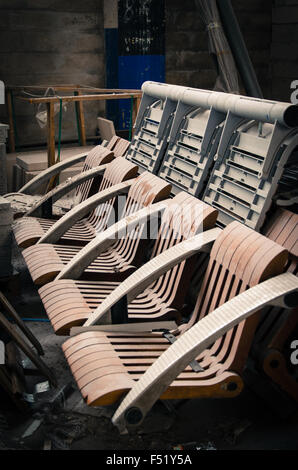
xmin=180 ymin=88 xmax=298 ymax=127
xmin=216 ymin=0 xmax=263 ymax=99
xmin=141 ymin=81 xmax=187 ymax=102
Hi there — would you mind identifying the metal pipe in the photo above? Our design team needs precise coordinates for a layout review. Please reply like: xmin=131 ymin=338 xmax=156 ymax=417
xmin=179 ymin=88 xmax=298 ymax=127
xmin=141 ymin=81 xmax=187 ymax=102
xmin=216 ymin=0 xmax=263 ymax=99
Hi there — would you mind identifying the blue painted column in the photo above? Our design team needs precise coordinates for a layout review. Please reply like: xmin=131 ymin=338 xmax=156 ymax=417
xmin=104 ymin=0 xmax=165 ymax=131
xmin=104 ymin=0 xmax=119 ymax=127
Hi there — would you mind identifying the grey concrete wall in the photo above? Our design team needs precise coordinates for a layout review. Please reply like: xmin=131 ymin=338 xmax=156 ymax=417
xmin=272 ymin=0 xmax=298 ymax=101
xmin=0 ymin=0 xmax=105 ymax=147
xmin=0 ymin=196 xmax=13 ymax=277
xmin=165 ymin=0 xmax=273 ymax=99
xmin=1 ymin=0 xmax=297 ymax=151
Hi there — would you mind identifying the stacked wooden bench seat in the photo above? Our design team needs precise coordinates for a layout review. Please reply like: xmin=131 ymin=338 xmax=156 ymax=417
xmin=252 ymin=208 xmax=298 ymax=402
xmin=38 ymin=193 xmax=218 ymax=334
xmin=60 ymin=222 xmax=298 ymax=433
xmin=22 ymin=87 xmax=298 ymax=296
xmin=21 ymin=170 xmax=171 ymax=285
xmin=13 ymin=157 xmax=139 ymax=249
xmin=10 ymin=83 xmax=298 ymax=424
xmin=19 ymin=83 xmax=231 ymax=285
xmin=12 ymin=82 xmax=188 ymax=251
xmin=4 ymin=136 xmax=129 ymax=219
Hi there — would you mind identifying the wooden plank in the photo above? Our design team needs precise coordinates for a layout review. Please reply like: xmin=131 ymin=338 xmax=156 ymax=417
xmin=75 ymin=90 xmax=87 ymax=146
xmin=8 ymin=85 xmax=140 ymax=93
xmin=18 ymin=92 xmax=142 ymax=104
xmin=46 ymin=102 xmax=55 ymax=167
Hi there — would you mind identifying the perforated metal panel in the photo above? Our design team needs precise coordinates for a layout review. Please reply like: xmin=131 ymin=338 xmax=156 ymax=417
xmin=203 ymin=118 xmax=298 ymax=230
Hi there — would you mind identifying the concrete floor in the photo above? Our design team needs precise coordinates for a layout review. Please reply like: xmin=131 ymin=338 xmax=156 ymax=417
xmin=0 ymin=240 xmax=297 ymax=451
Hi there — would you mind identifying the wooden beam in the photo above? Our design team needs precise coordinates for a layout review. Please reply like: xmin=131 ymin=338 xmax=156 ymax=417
xmin=18 ymin=92 xmax=142 ymax=105
xmin=75 ymin=90 xmax=87 ymax=146
xmin=8 ymin=85 xmax=140 ymax=94
xmin=46 ymin=102 xmax=56 ymax=167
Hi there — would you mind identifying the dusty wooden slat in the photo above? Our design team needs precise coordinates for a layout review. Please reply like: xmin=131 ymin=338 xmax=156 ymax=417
xmin=13 ymin=148 xmax=135 ymax=248
xmin=84 ymin=228 xmax=220 ymax=326
xmin=38 ymin=194 xmax=217 ymax=335
xmin=252 ymin=208 xmax=298 ymax=401
xmin=47 ymin=102 xmax=56 ymax=168
xmin=113 ymin=273 xmax=298 ymax=430
xmin=59 ymin=222 xmax=295 ymax=421
xmin=25 ymin=172 xmax=171 ymax=285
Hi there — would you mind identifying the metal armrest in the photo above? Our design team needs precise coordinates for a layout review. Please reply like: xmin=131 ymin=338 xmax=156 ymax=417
xmin=37 ymin=179 xmax=135 ymax=245
xmin=18 ymin=152 xmax=89 ymax=195
xmin=83 ymin=227 xmax=221 ymax=327
xmin=112 ymin=272 xmax=298 ymax=432
xmin=56 ymin=201 xmax=168 ymax=281
xmin=26 ymin=164 xmax=109 ymax=217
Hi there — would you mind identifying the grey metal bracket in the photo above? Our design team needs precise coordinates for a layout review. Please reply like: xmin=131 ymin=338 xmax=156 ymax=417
xmin=203 ymin=111 xmax=298 ymax=230
xmin=201 ymin=107 xmax=226 ymax=158
xmin=162 ymin=331 xmax=204 ymax=373
xmin=158 ymin=103 xmax=226 ymax=198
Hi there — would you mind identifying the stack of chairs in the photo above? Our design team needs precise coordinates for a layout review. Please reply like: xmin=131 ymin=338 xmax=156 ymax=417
xmin=4 ymin=135 xmax=128 ymax=219
xmin=7 ymin=81 xmax=298 ymax=428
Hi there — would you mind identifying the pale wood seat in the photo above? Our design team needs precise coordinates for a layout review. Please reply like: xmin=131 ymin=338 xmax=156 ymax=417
xmin=13 ymin=155 xmax=138 ymax=248
xmin=61 ymin=221 xmax=289 ymax=410
xmin=23 ymin=171 xmax=172 ymax=286
xmin=252 ymin=208 xmax=298 ymax=401
xmin=64 ymin=136 xmax=130 ymax=205
xmin=5 ymin=136 xmax=129 ymax=219
xmin=38 ymin=193 xmax=217 ymax=334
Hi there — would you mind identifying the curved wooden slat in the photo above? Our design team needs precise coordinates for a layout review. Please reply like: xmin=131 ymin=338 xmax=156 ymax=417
xmin=112 ymin=272 xmax=298 ymax=431
xmin=84 ymin=228 xmax=221 ymax=326
xmin=13 ymin=158 xmax=138 ymax=248
xmin=38 ymin=194 xmax=218 ymax=334
xmin=59 ymin=222 xmax=293 ymax=427
xmin=23 ymin=172 xmax=172 ymax=284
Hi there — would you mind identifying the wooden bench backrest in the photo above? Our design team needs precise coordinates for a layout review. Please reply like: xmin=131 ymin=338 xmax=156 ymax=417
xmin=254 ymin=208 xmax=298 ymax=357
xmin=85 ymin=157 xmax=138 ymax=232
xmin=185 ymin=221 xmax=288 ymax=373
xmin=145 ymin=192 xmax=218 ymax=310
xmin=75 ymin=139 xmax=130 ymax=204
xmin=75 ymin=146 xmax=115 ymax=203
xmin=106 ymin=172 xmax=172 ymax=264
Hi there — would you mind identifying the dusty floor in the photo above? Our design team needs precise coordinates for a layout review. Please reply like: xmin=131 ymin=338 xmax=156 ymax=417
xmin=0 ymin=241 xmax=297 ymax=451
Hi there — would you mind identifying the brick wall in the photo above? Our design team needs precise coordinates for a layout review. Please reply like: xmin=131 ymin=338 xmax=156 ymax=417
xmin=0 ymin=0 xmax=105 ymax=147
xmin=165 ymin=0 xmax=273 ymax=98
xmin=272 ymin=0 xmax=298 ymax=101
xmin=1 ymin=0 xmax=297 ymax=150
